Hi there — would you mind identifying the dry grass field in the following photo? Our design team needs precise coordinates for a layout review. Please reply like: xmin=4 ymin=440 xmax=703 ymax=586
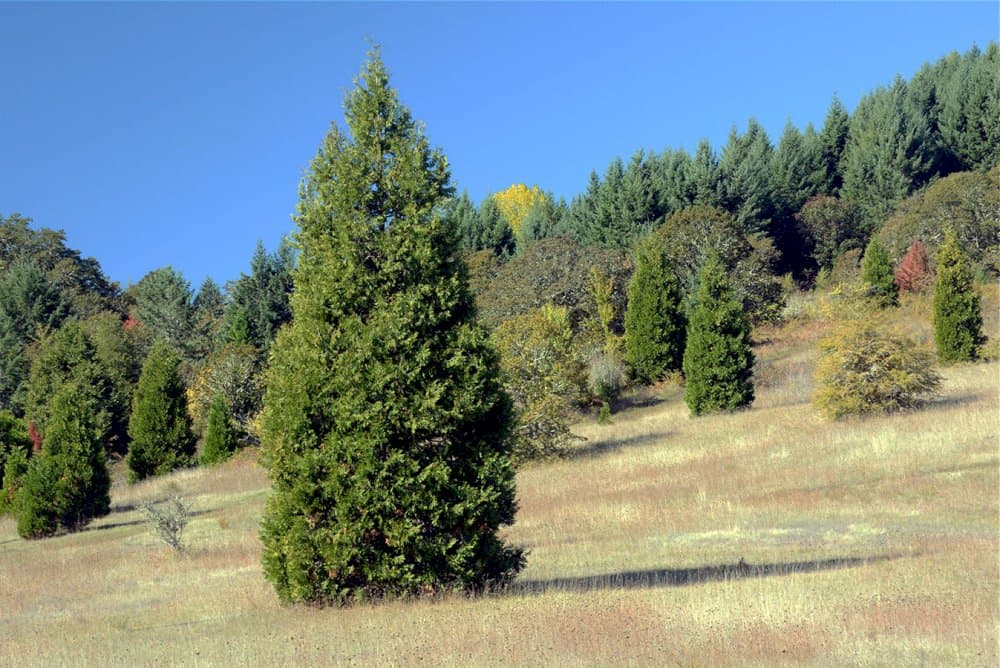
xmin=1 ymin=290 xmax=997 ymax=667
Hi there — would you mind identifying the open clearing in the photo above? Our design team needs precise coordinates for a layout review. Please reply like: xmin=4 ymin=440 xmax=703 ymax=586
xmin=1 ymin=300 xmax=997 ymax=667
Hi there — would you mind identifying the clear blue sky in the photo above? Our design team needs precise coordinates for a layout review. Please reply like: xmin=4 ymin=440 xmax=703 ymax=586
xmin=2 ymin=2 xmax=996 ymax=290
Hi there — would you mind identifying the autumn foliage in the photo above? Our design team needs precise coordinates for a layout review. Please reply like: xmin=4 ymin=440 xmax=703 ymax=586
xmin=894 ymin=240 xmax=932 ymax=293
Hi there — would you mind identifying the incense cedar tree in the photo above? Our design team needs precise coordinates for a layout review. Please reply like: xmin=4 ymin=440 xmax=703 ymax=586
xmin=126 ymin=341 xmax=195 ymax=481
xmin=682 ymin=254 xmax=755 ymax=415
xmin=624 ymin=237 xmax=686 ymax=384
xmin=933 ymin=231 xmax=985 ymax=362
xmin=258 ymin=51 xmax=523 ymax=605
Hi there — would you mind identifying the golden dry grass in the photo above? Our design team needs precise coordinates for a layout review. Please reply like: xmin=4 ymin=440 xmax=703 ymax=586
xmin=1 ymin=291 xmax=997 ymax=666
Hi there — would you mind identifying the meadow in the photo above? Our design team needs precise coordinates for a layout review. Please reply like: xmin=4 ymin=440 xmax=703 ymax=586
xmin=1 ymin=291 xmax=997 ymax=667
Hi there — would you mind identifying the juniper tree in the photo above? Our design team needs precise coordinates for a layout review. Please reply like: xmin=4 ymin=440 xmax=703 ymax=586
xmin=200 ymin=394 xmax=238 ymax=465
xmin=126 ymin=341 xmax=195 ymax=481
xmin=682 ymin=254 xmax=755 ymax=415
xmin=259 ymin=50 xmax=523 ymax=605
xmin=933 ymin=231 xmax=985 ymax=362
xmin=624 ymin=237 xmax=686 ymax=384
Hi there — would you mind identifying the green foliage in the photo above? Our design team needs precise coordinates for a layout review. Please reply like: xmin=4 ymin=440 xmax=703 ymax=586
xmin=134 ymin=266 xmax=196 ymax=361
xmin=878 ymin=167 xmax=1000 ymax=276
xmin=223 ymin=240 xmax=295 ymax=351
xmin=624 ymin=238 xmax=686 ymax=384
xmin=14 ymin=380 xmax=110 ymax=538
xmin=186 ymin=342 xmax=263 ymax=440
xmin=1 ymin=446 xmax=30 ymax=515
xmin=648 ymin=206 xmax=784 ymax=324
xmin=200 ymin=394 xmax=239 ymax=465
xmin=191 ymin=277 xmax=226 ymax=359
xmin=682 ymin=254 xmax=754 ymax=416
xmin=474 ymin=236 xmax=632 ymax=334
xmin=814 ymin=323 xmax=941 ymax=419
xmin=815 ymin=96 xmax=850 ymax=196
xmin=259 ymin=50 xmax=523 ymax=605
xmin=0 ymin=258 xmax=70 ymax=412
xmin=126 ymin=341 xmax=195 ymax=482
xmin=0 ymin=411 xmax=30 ymax=513
xmin=937 ymin=44 xmax=1000 ymax=171
xmin=796 ymin=196 xmax=865 ymax=271
xmin=841 ymin=77 xmax=938 ymax=231
xmin=860 ymin=237 xmax=899 ymax=308
xmin=718 ymin=118 xmax=775 ymax=235
xmin=492 ymin=305 xmax=584 ymax=462
xmin=933 ymin=231 xmax=985 ymax=363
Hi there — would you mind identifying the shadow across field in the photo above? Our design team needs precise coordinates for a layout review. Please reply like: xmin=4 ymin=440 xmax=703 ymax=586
xmin=565 ymin=431 xmax=671 ymax=459
xmin=81 ymin=508 xmax=214 ymax=534
xmin=509 ymin=553 xmax=908 ymax=596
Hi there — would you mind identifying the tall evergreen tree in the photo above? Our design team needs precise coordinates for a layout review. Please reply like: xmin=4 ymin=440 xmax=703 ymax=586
xmin=815 ymin=96 xmax=851 ymax=196
xmin=685 ymin=138 xmax=722 ymax=208
xmin=624 ymin=238 xmax=686 ymax=384
xmin=718 ymin=118 xmax=775 ymax=234
xmin=860 ymin=237 xmax=899 ymax=308
xmin=126 ymin=341 xmax=195 ymax=481
xmin=933 ymin=230 xmax=985 ymax=362
xmin=259 ymin=50 xmax=523 ymax=605
xmin=224 ymin=241 xmax=295 ymax=352
xmin=134 ymin=266 xmax=196 ymax=360
xmin=14 ymin=379 xmax=110 ymax=538
xmin=938 ymin=43 xmax=1000 ymax=171
xmin=682 ymin=254 xmax=755 ymax=415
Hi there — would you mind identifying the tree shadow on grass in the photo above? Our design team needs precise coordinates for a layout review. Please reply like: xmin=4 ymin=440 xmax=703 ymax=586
xmin=564 ymin=431 xmax=672 ymax=460
xmin=81 ymin=508 xmax=214 ymax=534
xmin=508 ymin=553 xmax=910 ymax=596
xmin=924 ymin=391 xmax=987 ymax=411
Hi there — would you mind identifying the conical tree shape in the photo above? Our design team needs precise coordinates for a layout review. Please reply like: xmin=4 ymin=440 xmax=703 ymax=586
xmin=624 ymin=237 xmax=686 ymax=384
xmin=126 ymin=341 xmax=195 ymax=481
xmin=259 ymin=50 xmax=523 ymax=605
xmin=200 ymin=394 xmax=238 ymax=465
xmin=682 ymin=254 xmax=755 ymax=415
xmin=860 ymin=237 xmax=899 ymax=307
xmin=933 ymin=231 xmax=985 ymax=362
xmin=15 ymin=379 xmax=110 ymax=538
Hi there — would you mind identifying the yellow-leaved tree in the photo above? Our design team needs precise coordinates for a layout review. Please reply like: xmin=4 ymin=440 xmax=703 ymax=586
xmin=492 ymin=184 xmax=549 ymax=242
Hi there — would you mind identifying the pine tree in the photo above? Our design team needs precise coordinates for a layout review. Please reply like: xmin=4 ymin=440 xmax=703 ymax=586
xmin=933 ymin=231 xmax=985 ymax=363
xmin=126 ymin=341 xmax=195 ymax=482
xmin=14 ymin=380 xmax=110 ymax=538
xmin=682 ymin=254 xmax=754 ymax=415
xmin=624 ymin=238 xmax=686 ymax=384
xmin=259 ymin=50 xmax=523 ymax=605
xmin=860 ymin=237 xmax=899 ymax=308
xmin=200 ymin=394 xmax=238 ymax=465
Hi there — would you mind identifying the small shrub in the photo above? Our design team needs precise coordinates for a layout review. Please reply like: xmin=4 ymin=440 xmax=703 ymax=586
xmin=587 ymin=351 xmax=625 ymax=409
xmin=860 ymin=237 xmax=899 ymax=308
xmin=140 ymin=495 xmax=191 ymax=553
xmin=200 ymin=394 xmax=239 ymax=465
xmin=814 ymin=323 xmax=941 ymax=419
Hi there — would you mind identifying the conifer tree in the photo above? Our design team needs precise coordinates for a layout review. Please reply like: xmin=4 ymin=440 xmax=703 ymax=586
xmin=200 ymin=394 xmax=238 ymax=465
xmin=624 ymin=238 xmax=686 ymax=384
xmin=682 ymin=254 xmax=754 ymax=415
xmin=933 ymin=231 xmax=985 ymax=362
xmin=126 ymin=341 xmax=195 ymax=481
xmin=860 ymin=237 xmax=899 ymax=308
xmin=259 ymin=50 xmax=523 ymax=605
xmin=14 ymin=380 xmax=110 ymax=538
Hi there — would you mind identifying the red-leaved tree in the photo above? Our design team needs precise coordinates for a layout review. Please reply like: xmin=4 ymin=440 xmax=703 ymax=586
xmin=895 ymin=239 xmax=932 ymax=294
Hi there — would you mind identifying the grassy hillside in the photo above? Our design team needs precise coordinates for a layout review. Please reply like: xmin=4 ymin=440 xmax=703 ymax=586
xmin=1 ymin=290 xmax=997 ymax=666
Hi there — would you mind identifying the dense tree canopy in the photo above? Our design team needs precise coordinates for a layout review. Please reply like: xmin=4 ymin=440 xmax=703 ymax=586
xmin=259 ymin=50 xmax=523 ymax=605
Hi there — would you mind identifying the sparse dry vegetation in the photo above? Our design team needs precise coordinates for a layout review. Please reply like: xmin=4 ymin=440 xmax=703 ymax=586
xmin=1 ymin=288 xmax=996 ymax=665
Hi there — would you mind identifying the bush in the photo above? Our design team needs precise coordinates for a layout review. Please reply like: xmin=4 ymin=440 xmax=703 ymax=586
xmin=933 ymin=230 xmax=986 ymax=362
xmin=140 ymin=495 xmax=191 ymax=553
xmin=493 ymin=305 xmax=585 ymax=462
xmin=0 ymin=411 xmax=30 ymax=510
xmin=587 ymin=351 xmax=626 ymax=409
xmin=814 ymin=323 xmax=941 ymax=419
xmin=682 ymin=254 xmax=755 ymax=415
